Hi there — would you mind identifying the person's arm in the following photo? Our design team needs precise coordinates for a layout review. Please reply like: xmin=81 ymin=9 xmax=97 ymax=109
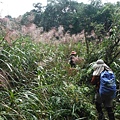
xmin=91 ymin=76 xmax=99 ymax=85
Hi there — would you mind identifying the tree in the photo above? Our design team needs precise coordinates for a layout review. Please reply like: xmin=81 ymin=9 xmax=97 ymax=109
xmin=103 ymin=4 xmax=120 ymax=65
xmin=21 ymin=12 xmax=35 ymax=25
xmin=34 ymin=0 xmax=79 ymax=32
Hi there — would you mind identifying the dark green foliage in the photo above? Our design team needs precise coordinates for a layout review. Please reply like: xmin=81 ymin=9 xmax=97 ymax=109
xmin=0 ymin=33 xmax=119 ymax=119
xmin=32 ymin=0 xmax=119 ymax=35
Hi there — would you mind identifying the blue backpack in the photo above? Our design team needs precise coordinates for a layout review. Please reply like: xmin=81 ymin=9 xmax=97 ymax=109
xmin=99 ymin=70 xmax=116 ymax=99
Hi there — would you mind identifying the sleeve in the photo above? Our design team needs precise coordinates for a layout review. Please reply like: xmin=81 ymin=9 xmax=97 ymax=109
xmin=91 ymin=76 xmax=100 ymax=85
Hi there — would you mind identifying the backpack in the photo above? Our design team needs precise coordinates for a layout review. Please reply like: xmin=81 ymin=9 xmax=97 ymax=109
xmin=99 ymin=70 xmax=116 ymax=99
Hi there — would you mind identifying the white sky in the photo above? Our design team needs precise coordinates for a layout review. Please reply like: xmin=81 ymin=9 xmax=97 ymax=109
xmin=0 ymin=0 xmax=119 ymax=18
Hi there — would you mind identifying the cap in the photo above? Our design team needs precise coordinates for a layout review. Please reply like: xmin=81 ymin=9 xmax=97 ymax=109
xmin=70 ymin=51 xmax=76 ymax=55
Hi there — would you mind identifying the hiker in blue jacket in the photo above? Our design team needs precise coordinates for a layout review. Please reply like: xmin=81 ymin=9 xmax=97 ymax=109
xmin=91 ymin=59 xmax=116 ymax=120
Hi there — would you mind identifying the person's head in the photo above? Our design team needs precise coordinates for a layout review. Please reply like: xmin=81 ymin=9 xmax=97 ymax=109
xmin=93 ymin=59 xmax=112 ymax=76
xmin=70 ymin=51 xmax=76 ymax=56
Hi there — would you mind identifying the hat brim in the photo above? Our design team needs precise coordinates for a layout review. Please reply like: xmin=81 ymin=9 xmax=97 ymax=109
xmin=71 ymin=52 xmax=76 ymax=55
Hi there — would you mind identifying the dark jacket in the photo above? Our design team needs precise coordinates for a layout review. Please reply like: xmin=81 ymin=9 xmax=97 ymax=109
xmin=91 ymin=76 xmax=100 ymax=92
xmin=69 ymin=55 xmax=76 ymax=68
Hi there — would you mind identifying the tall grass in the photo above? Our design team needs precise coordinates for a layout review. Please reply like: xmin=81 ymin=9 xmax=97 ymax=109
xmin=0 ymin=35 xmax=119 ymax=120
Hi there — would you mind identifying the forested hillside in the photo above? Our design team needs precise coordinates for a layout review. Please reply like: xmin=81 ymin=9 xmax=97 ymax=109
xmin=0 ymin=0 xmax=120 ymax=120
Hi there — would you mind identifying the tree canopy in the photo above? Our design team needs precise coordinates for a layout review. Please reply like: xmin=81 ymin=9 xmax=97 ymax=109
xmin=31 ymin=0 xmax=120 ymax=35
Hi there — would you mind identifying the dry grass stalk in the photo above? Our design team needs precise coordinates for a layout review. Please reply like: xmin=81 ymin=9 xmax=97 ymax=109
xmin=0 ymin=71 xmax=10 ymax=89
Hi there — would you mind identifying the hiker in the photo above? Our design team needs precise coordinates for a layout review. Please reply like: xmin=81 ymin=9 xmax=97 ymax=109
xmin=69 ymin=51 xmax=77 ymax=68
xmin=91 ymin=59 xmax=116 ymax=120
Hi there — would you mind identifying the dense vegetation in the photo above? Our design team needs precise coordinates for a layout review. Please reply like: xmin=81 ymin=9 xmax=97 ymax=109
xmin=31 ymin=0 xmax=120 ymax=34
xmin=0 ymin=0 xmax=120 ymax=120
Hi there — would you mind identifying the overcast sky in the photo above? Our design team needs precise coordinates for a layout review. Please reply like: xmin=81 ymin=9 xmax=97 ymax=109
xmin=0 ymin=0 xmax=119 ymax=18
